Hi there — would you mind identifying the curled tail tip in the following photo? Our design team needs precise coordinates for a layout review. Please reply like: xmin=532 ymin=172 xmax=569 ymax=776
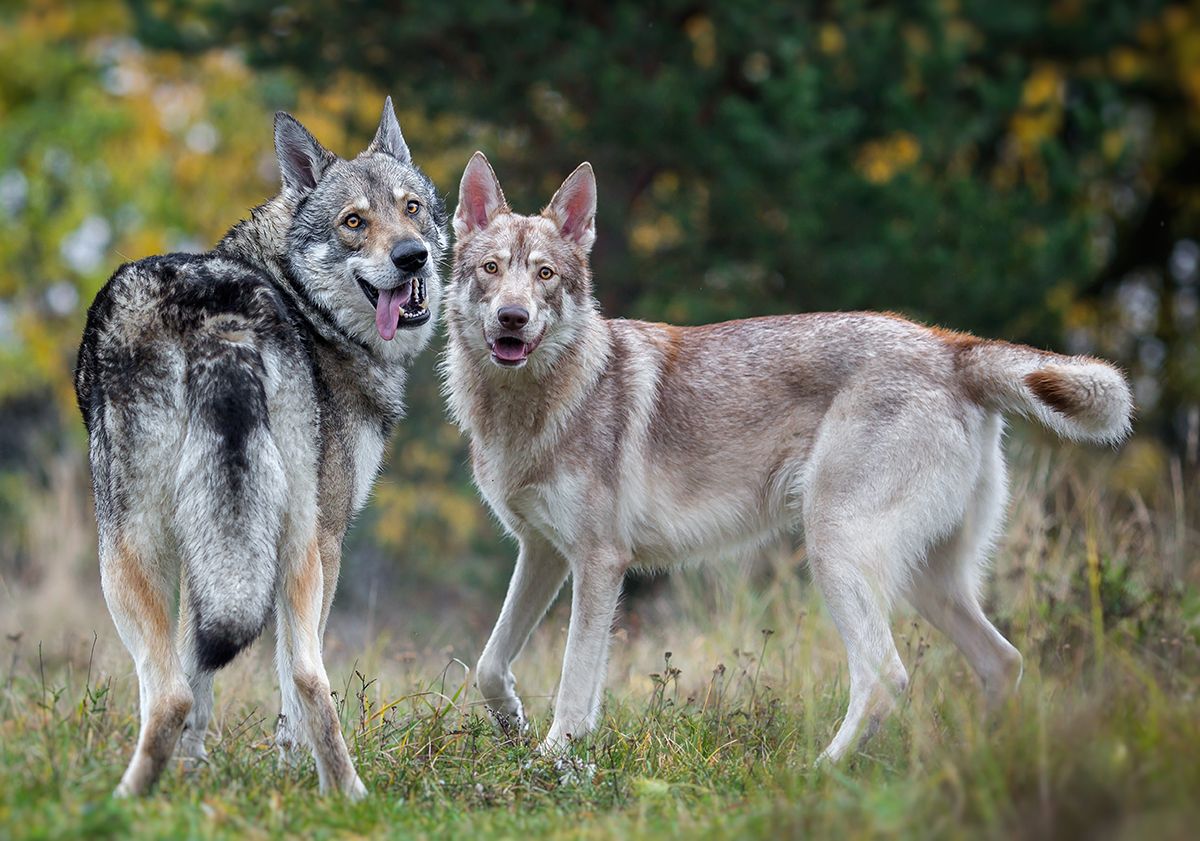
xmin=1024 ymin=363 xmax=1134 ymax=445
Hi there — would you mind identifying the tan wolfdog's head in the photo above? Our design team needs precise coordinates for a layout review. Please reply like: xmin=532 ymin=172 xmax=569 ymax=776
xmin=448 ymin=151 xmax=598 ymax=370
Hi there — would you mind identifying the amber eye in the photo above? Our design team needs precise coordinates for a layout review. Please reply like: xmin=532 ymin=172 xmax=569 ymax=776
xmin=483 ymin=260 xmax=499 ymax=274
xmin=344 ymin=213 xmax=363 ymax=229
xmin=538 ymin=266 xmax=554 ymax=281
xmin=406 ymin=200 xmax=421 ymax=216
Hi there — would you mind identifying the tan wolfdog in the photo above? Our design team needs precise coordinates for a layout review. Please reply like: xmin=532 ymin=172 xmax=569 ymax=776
xmin=443 ymin=151 xmax=1133 ymax=761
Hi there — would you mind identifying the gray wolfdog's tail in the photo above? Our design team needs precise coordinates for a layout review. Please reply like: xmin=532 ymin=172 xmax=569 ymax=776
xmin=958 ymin=341 xmax=1134 ymax=445
xmin=175 ymin=323 xmax=285 ymax=671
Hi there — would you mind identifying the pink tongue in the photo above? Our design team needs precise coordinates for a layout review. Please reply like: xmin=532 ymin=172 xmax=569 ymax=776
xmin=493 ymin=339 xmax=528 ymax=362
xmin=375 ymin=283 xmax=412 ymax=341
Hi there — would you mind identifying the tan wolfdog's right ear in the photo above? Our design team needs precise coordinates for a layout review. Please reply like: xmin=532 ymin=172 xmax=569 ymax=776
xmin=544 ymin=162 xmax=597 ymax=251
xmin=454 ymin=151 xmax=508 ymax=239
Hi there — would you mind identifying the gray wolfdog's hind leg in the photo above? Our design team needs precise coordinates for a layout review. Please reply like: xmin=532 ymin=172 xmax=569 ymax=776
xmin=476 ymin=535 xmax=569 ymax=733
xmin=275 ymin=533 xmax=366 ymax=798
xmin=100 ymin=533 xmax=193 ymax=796
xmin=541 ymin=545 xmax=627 ymax=753
xmin=317 ymin=532 xmax=341 ymax=644
xmin=276 ymin=532 xmax=339 ymax=764
xmin=806 ymin=522 xmax=908 ymax=765
xmin=175 ymin=577 xmax=214 ymax=762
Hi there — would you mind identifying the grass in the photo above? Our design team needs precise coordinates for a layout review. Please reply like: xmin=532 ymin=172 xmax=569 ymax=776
xmin=1 ymin=443 xmax=1198 ymax=840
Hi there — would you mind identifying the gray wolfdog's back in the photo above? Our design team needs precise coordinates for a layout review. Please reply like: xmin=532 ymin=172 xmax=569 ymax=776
xmin=75 ymin=251 xmax=315 ymax=669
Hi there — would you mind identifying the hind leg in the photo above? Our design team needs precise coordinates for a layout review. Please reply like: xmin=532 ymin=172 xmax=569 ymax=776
xmin=175 ymin=578 xmax=214 ymax=762
xmin=905 ymin=441 xmax=1022 ymax=709
xmin=276 ymin=532 xmax=340 ymax=760
xmin=275 ymin=532 xmax=365 ymax=798
xmin=905 ymin=570 xmax=1022 ymax=710
xmin=100 ymin=532 xmax=193 ymax=796
xmin=807 ymin=523 xmax=909 ymax=764
xmin=317 ymin=532 xmax=341 ymax=645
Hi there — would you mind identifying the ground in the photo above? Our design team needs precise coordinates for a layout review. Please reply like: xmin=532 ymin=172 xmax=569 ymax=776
xmin=1 ymin=446 xmax=1197 ymax=840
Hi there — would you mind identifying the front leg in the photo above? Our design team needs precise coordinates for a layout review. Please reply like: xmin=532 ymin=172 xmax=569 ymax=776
xmin=542 ymin=544 xmax=627 ymax=752
xmin=476 ymin=533 xmax=568 ymax=733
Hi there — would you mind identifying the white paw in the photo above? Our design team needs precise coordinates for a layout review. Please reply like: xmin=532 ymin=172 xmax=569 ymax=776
xmin=346 ymin=775 xmax=368 ymax=801
xmin=537 ymin=731 xmax=571 ymax=757
xmin=552 ymin=755 xmax=596 ymax=786
xmin=485 ymin=699 xmax=528 ymax=736
xmin=274 ymin=713 xmax=307 ymax=766
xmin=176 ymin=731 xmax=209 ymax=764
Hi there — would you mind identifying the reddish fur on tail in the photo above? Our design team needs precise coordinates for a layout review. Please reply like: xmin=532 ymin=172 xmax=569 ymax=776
xmin=1025 ymin=368 xmax=1090 ymax=417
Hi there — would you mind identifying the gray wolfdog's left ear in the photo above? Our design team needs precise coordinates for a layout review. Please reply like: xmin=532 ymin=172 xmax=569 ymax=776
xmin=366 ymin=96 xmax=411 ymax=163
xmin=274 ymin=112 xmax=337 ymax=194
xmin=545 ymin=162 xmax=596 ymax=251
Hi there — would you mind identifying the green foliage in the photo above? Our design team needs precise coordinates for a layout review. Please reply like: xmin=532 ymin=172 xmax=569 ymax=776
xmin=134 ymin=0 xmax=1198 ymax=364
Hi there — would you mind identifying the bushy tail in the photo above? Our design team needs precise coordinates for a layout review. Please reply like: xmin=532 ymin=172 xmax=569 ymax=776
xmin=958 ymin=342 xmax=1133 ymax=445
xmin=175 ymin=326 xmax=285 ymax=671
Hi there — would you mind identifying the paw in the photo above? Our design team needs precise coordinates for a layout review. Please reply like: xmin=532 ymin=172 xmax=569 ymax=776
xmin=274 ymin=713 xmax=307 ymax=766
xmin=485 ymin=700 xmax=528 ymax=737
xmin=346 ymin=775 xmax=368 ymax=801
xmin=536 ymin=730 xmax=572 ymax=757
xmin=552 ymin=754 xmax=596 ymax=786
xmin=176 ymin=728 xmax=209 ymax=765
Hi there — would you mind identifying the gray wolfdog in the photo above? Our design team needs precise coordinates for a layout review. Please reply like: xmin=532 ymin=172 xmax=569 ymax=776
xmin=74 ymin=99 xmax=447 ymax=797
xmin=443 ymin=152 xmax=1133 ymax=760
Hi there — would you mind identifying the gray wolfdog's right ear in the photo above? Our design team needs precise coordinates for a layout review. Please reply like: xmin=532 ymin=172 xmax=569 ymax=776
xmin=365 ymin=96 xmax=411 ymax=163
xmin=274 ymin=112 xmax=336 ymax=194
xmin=454 ymin=151 xmax=508 ymax=239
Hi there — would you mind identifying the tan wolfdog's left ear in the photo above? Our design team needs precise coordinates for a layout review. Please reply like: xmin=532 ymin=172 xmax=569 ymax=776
xmin=545 ymin=162 xmax=596 ymax=251
xmin=455 ymin=151 xmax=509 ymax=239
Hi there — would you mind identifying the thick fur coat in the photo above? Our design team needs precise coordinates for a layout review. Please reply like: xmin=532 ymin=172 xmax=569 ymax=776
xmin=442 ymin=152 xmax=1133 ymax=758
xmin=75 ymin=100 xmax=447 ymax=796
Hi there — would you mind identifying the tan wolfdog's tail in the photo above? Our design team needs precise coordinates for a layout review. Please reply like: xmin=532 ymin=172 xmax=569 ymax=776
xmin=958 ymin=341 xmax=1134 ymax=445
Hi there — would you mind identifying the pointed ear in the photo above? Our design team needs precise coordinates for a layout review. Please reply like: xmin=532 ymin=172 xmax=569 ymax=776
xmin=274 ymin=112 xmax=336 ymax=193
xmin=365 ymin=96 xmax=411 ymax=163
xmin=454 ymin=151 xmax=508 ymax=238
xmin=544 ymin=162 xmax=596 ymax=251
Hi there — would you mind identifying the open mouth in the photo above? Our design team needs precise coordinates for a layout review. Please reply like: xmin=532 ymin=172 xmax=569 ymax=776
xmin=489 ymin=332 xmax=543 ymax=367
xmin=357 ymin=275 xmax=431 ymax=340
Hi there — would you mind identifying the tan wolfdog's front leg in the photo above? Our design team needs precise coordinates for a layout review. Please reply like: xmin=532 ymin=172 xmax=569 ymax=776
xmin=275 ymin=534 xmax=365 ymax=798
xmin=541 ymin=545 xmax=627 ymax=753
xmin=476 ymin=534 xmax=569 ymax=733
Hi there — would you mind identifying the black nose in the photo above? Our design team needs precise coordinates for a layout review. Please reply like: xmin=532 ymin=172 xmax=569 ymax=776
xmin=497 ymin=306 xmax=529 ymax=330
xmin=390 ymin=239 xmax=428 ymax=273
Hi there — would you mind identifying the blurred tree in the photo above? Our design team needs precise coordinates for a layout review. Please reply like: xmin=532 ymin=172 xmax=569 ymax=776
xmin=132 ymin=0 xmax=1200 ymax=437
xmin=0 ymin=0 xmax=495 ymax=591
xmin=3 ymin=0 xmax=1199 ymax=620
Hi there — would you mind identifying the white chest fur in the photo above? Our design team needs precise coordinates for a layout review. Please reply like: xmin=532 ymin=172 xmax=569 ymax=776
xmin=350 ymin=422 xmax=387 ymax=514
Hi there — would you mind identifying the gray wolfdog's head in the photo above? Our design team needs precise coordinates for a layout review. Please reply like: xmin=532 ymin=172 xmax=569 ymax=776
xmin=448 ymin=151 xmax=598 ymax=371
xmin=277 ymin=98 xmax=447 ymax=356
